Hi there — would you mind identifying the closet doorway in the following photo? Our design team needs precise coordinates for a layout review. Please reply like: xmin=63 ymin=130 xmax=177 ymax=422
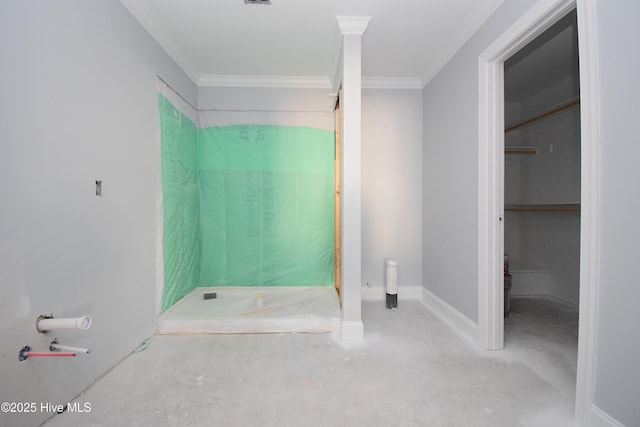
xmin=478 ymin=0 xmax=599 ymax=421
xmin=503 ymin=9 xmax=581 ymax=396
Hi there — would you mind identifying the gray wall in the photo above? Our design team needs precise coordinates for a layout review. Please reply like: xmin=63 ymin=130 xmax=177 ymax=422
xmin=423 ymin=0 xmax=640 ymax=424
xmin=423 ymin=0 xmax=544 ymax=323
xmin=591 ymin=0 xmax=640 ymax=424
xmin=362 ymin=89 xmax=424 ymax=291
xmin=0 ymin=2 xmax=196 ymax=426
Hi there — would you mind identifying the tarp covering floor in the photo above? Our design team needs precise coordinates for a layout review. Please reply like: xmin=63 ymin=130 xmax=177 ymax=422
xmin=157 ymin=286 xmax=341 ymax=334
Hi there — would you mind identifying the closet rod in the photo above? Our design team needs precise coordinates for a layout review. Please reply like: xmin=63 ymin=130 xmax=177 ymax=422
xmin=505 ymin=97 xmax=580 ymax=133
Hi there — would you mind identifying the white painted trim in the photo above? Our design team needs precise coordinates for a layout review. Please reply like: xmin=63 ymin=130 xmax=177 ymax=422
xmin=361 ymin=286 xmax=423 ymax=300
xmin=340 ymin=320 xmax=364 ymax=343
xmin=588 ymin=405 xmax=625 ymax=427
xmin=336 ymin=16 xmax=371 ymax=35
xmin=479 ymin=0 xmax=576 ymax=64
xmin=477 ymin=0 xmax=576 ymax=349
xmin=422 ymin=288 xmax=478 ymax=345
xmin=477 ymin=52 xmax=505 ymax=350
xmin=362 ymin=77 xmax=423 ymax=90
xmin=337 ymin=17 xmax=367 ymax=340
xmin=574 ymin=0 xmax=600 ymax=423
xmin=197 ymin=75 xmax=423 ymax=90
xmin=478 ymin=0 xmax=599 ymax=425
xmin=198 ymin=74 xmax=332 ymax=89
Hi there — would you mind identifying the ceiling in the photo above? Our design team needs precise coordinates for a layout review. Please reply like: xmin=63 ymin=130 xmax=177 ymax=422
xmin=120 ymin=0 xmax=505 ymax=89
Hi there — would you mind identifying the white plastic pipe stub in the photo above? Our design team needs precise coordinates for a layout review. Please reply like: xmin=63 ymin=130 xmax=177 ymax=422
xmin=36 ymin=315 xmax=92 ymax=333
xmin=385 ymin=259 xmax=398 ymax=309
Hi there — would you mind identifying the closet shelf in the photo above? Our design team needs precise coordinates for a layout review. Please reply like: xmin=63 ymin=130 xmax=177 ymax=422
xmin=505 ymin=203 xmax=580 ymax=212
xmin=505 ymin=97 xmax=580 ymax=133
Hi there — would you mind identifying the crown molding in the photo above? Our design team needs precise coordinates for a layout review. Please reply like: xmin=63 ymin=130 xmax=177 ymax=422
xmin=197 ymin=75 xmax=423 ymax=90
xmin=336 ymin=16 xmax=371 ymax=35
xmin=198 ymin=74 xmax=332 ymax=88
xmin=362 ymin=77 xmax=423 ymax=90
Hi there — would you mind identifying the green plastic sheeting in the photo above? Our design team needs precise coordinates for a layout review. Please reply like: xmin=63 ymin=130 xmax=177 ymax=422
xmin=199 ymin=124 xmax=334 ymax=286
xmin=159 ymin=95 xmax=199 ymax=312
xmin=158 ymin=95 xmax=335 ymax=311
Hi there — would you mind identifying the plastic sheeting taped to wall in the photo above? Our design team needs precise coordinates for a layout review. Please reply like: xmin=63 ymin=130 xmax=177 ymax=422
xmin=198 ymin=124 xmax=334 ymax=286
xmin=158 ymin=91 xmax=335 ymax=311
xmin=158 ymin=94 xmax=199 ymax=311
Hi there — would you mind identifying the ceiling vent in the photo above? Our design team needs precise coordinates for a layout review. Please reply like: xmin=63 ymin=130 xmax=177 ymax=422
xmin=244 ymin=0 xmax=271 ymax=4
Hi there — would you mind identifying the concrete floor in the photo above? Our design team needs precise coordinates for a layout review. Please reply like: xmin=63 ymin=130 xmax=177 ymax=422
xmin=44 ymin=296 xmax=578 ymax=427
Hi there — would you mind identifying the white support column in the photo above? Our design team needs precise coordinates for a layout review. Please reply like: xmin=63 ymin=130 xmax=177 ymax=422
xmin=336 ymin=16 xmax=370 ymax=342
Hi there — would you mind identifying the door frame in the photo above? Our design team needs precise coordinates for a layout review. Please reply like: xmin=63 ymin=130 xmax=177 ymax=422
xmin=334 ymin=95 xmax=342 ymax=296
xmin=477 ymin=0 xmax=600 ymax=423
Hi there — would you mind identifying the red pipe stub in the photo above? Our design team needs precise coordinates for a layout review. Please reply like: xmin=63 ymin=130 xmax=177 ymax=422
xmin=19 ymin=345 xmax=76 ymax=361
xmin=24 ymin=352 xmax=76 ymax=357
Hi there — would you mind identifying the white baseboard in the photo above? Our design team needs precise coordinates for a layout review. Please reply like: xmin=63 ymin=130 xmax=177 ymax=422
xmin=511 ymin=293 xmax=579 ymax=308
xmin=588 ymin=405 xmax=625 ymax=427
xmin=422 ymin=288 xmax=478 ymax=345
xmin=361 ymin=285 xmax=423 ymax=300
xmin=341 ymin=320 xmax=364 ymax=343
